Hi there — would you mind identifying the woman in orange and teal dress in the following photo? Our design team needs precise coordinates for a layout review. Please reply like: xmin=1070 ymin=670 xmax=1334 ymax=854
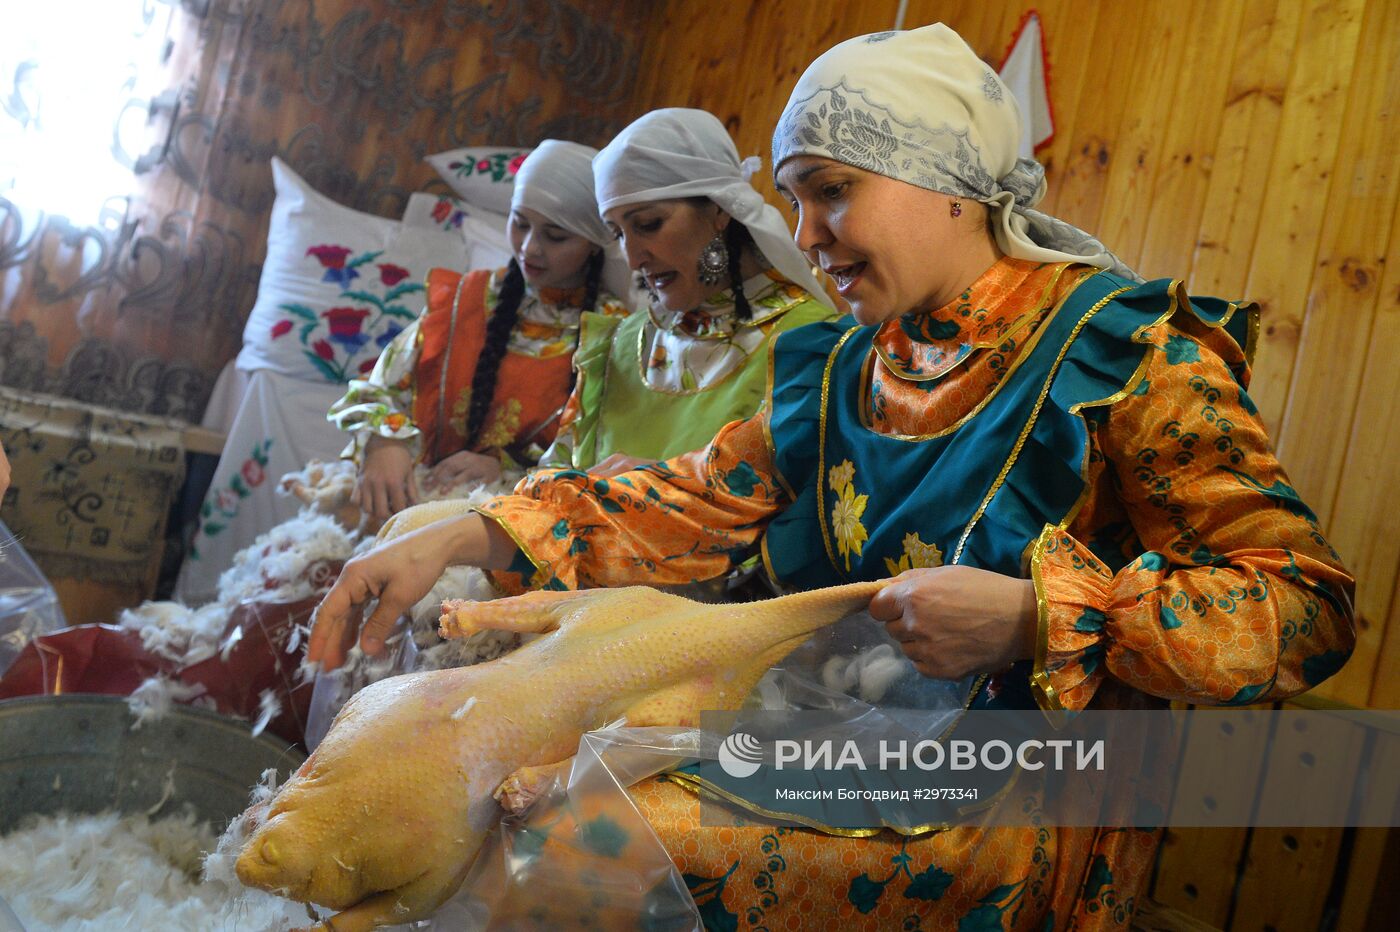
xmin=309 ymin=25 xmax=1354 ymax=929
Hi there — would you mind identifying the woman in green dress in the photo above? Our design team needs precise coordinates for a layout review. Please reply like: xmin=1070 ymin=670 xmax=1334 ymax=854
xmin=537 ymin=108 xmax=835 ymax=476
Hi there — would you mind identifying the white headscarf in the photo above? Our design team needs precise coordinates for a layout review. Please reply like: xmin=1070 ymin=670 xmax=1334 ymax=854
xmin=772 ymin=24 xmax=1140 ymax=281
xmin=593 ymin=108 xmax=833 ymax=306
xmin=510 ymin=139 xmax=633 ymax=301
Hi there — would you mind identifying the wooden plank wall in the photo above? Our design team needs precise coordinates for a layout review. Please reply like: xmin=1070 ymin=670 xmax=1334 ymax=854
xmin=633 ymin=0 xmax=1399 ymax=709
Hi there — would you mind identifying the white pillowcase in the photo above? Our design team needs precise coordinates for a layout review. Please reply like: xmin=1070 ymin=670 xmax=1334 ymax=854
xmin=424 ymin=146 xmax=531 ymax=215
xmin=236 ymin=158 xmax=485 ymax=383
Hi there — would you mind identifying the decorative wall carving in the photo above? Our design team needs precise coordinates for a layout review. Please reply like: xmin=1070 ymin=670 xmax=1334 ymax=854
xmin=0 ymin=0 xmax=645 ymax=421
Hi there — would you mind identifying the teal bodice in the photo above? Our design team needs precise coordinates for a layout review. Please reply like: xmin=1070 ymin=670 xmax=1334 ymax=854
xmin=761 ymin=272 xmax=1252 ymax=590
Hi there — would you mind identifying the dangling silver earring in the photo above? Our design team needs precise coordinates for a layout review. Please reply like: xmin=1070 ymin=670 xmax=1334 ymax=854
xmin=697 ymin=233 xmax=728 ymax=287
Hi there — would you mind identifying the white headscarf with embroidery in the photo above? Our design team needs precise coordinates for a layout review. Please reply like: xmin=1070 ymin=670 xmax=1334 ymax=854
xmin=510 ymin=139 xmax=633 ymax=302
xmin=772 ymin=24 xmax=1140 ymax=281
xmin=593 ymin=108 xmax=833 ymax=305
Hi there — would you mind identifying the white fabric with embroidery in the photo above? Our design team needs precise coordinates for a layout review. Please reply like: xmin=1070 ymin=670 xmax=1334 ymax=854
xmin=638 ymin=272 xmax=793 ymax=393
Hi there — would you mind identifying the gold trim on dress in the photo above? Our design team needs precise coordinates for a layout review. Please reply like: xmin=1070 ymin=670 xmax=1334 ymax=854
xmin=1028 ymin=524 xmax=1067 ymax=719
xmin=815 ymin=327 xmax=863 ymax=578
xmin=759 ymin=531 xmax=780 ymax=590
xmin=633 ymin=295 xmax=814 ymax=397
xmin=761 ymin=335 xmax=798 ymax=502
xmin=469 ymin=505 xmax=553 ymax=587
xmin=949 ymin=285 xmax=1137 ymax=566
xmin=1242 ymin=302 xmax=1261 ymax=367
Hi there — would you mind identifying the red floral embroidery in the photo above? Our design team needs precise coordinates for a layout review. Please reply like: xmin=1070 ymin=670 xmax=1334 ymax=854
xmin=306 ymin=245 xmax=351 ymax=269
xmin=321 ymin=306 xmax=372 ymax=349
xmin=358 ymin=358 xmax=378 ymax=375
xmin=241 ymin=459 xmax=266 ymax=487
xmin=507 ymin=152 xmax=527 ymax=175
xmin=274 ymin=243 xmax=425 ymax=383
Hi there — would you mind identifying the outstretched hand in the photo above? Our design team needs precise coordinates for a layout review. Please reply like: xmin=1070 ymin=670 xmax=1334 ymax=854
xmin=307 ymin=519 xmax=457 ymax=671
xmin=867 ymin=566 xmax=1038 ymax=680
xmin=306 ymin=511 xmax=517 ymax=671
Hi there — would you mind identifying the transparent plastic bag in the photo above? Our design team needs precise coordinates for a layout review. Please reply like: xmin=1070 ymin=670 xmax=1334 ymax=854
xmin=439 ymin=723 xmax=706 ymax=931
xmin=0 ymin=518 xmax=67 ymax=678
xmin=303 ymin=617 xmax=419 ymax=750
xmin=430 ymin=612 xmax=975 ymax=929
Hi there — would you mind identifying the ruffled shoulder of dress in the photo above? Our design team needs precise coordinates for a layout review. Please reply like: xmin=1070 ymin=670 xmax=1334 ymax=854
xmin=1114 ymin=276 xmax=1258 ymax=378
xmin=977 ymin=274 xmax=1255 ymax=554
xmin=423 ymin=266 xmax=498 ymax=323
xmin=574 ymin=309 xmax=626 ymax=371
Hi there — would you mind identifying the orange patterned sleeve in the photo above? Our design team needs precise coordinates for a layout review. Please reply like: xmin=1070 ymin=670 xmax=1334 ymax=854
xmin=477 ymin=413 xmax=788 ymax=592
xmin=1029 ymin=322 xmax=1356 ymax=712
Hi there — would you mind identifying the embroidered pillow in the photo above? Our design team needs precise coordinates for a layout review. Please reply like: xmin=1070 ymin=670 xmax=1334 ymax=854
xmin=400 ymin=193 xmax=513 ymax=271
xmin=425 ymin=146 xmax=531 ymax=215
xmin=236 ymin=158 xmax=475 ymax=383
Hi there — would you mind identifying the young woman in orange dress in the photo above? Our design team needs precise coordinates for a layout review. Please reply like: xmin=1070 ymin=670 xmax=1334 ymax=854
xmin=327 ymin=140 xmax=632 ymax=524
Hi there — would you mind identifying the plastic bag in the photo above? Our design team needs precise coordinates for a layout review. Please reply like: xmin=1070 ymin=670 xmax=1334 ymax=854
xmin=0 ymin=518 xmax=67 ymax=678
xmin=0 ymin=596 xmax=318 ymax=748
xmin=303 ymin=616 xmax=420 ymax=751
xmin=428 ymin=612 xmax=975 ymax=929
xmin=440 ymin=723 xmax=705 ymax=931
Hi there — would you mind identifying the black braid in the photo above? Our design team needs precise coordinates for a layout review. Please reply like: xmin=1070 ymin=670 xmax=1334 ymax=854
xmin=724 ymin=219 xmax=754 ymax=321
xmin=464 ymin=259 xmax=526 ymax=450
xmin=564 ymin=249 xmax=607 ymax=399
xmin=580 ymin=248 xmax=605 ymax=313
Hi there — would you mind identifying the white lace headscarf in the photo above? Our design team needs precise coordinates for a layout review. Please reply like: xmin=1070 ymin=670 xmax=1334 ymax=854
xmin=510 ymin=139 xmax=633 ymax=301
xmin=773 ymin=24 xmax=1140 ymax=282
xmin=594 ymin=108 xmax=833 ymax=305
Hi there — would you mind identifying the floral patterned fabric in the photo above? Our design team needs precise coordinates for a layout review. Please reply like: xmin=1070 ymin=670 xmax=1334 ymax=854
xmin=175 ymin=369 xmax=350 ymax=605
xmin=327 ymin=267 xmax=629 ymax=464
xmin=640 ymin=273 xmax=820 ymax=393
xmin=425 ymin=146 xmax=531 ymax=215
xmin=477 ymin=257 xmax=1354 ymax=927
xmin=538 ymin=272 xmax=833 ymax=471
xmin=235 ymin=157 xmax=473 ymax=383
xmin=269 ymin=246 xmax=422 ymax=383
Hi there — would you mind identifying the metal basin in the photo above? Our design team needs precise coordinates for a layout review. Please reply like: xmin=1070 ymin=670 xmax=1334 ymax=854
xmin=0 ymin=694 xmax=305 ymax=833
